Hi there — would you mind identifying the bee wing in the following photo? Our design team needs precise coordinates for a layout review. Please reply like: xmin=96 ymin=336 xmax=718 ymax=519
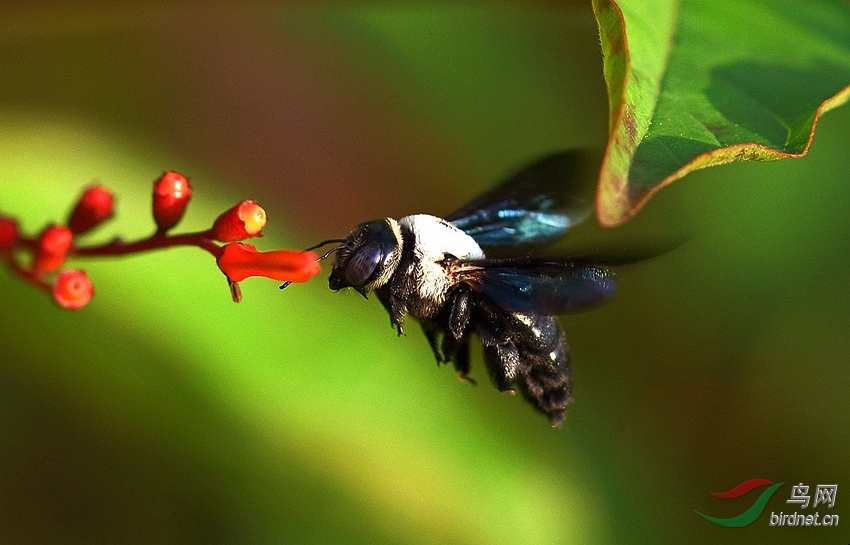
xmin=456 ymin=258 xmax=616 ymax=315
xmin=447 ymin=150 xmax=600 ymax=250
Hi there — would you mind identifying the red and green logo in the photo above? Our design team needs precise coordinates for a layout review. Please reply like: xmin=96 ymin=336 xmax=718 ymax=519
xmin=695 ymin=479 xmax=785 ymax=527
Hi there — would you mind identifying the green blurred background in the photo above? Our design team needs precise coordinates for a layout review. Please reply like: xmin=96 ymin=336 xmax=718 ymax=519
xmin=1 ymin=3 xmax=848 ymax=544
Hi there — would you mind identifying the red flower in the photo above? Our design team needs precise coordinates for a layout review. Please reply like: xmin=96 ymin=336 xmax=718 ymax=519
xmin=34 ymin=225 xmax=74 ymax=273
xmin=153 ymin=171 xmax=193 ymax=231
xmin=5 ymin=170 xmax=316 ymax=306
xmin=217 ymin=243 xmax=321 ymax=282
xmin=210 ymin=200 xmax=267 ymax=242
xmin=68 ymin=184 xmax=115 ymax=234
xmin=0 ymin=216 xmax=18 ymax=249
xmin=53 ymin=269 xmax=94 ymax=310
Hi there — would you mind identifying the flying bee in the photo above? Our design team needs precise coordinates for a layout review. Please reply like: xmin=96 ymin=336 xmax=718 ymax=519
xmin=309 ymin=150 xmax=619 ymax=426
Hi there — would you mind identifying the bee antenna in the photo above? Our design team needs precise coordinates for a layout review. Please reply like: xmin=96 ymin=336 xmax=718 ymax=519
xmin=302 ymin=238 xmax=346 ymax=253
xmin=318 ymin=245 xmax=344 ymax=261
xmin=279 ymin=239 xmax=345 ymax=291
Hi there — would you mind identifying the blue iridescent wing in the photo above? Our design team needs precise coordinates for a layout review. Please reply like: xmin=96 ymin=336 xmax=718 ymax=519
xmin=457 ymin=258 xmax=616 ymax=315
xmin=447 ymin=150 xmax=599 ymax=250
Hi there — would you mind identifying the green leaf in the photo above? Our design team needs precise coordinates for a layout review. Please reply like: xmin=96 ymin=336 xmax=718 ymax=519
xmin=593 ymin=0 xmax=850 ymax=226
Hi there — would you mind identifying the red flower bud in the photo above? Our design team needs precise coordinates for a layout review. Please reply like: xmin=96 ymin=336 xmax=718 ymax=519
xmin=153 ymin=171 xmax=193 ymax=231
xmin=53 ymin=269 xmax=94 ymax=310
xmin=68 ymin=184 xmax=115 ymax=234
xmin=0 ymin=216 xmax=18 ymax=249
xmin=210 ymin=200 xmax=267 ymax=242
xmin=216 ymin=243 xmax=321 ymax=283
xmin=34 ymin=225 xmax=74 ymax=273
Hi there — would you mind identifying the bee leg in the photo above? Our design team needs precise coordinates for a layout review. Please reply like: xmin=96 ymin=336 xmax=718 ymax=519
xmin=390 ymin=298 xmax=408 ymax=337
xmin=483 ymin=342 xmax=522 ymax=393
xmin=450 ymin=340 xmax=475 ymax=384
xmin=376 ymin=288 xmax=407 ymax=336
xmin=420 ymin=321 xmax=446 ymax=364
xmin=439 ymin=332 xmax=473 ymax=381
xmin=448 ymin=289 xmax=471 ymax=340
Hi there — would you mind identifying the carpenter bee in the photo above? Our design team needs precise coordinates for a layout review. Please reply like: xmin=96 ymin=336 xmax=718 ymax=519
xmin=314 ymin=151 xmax=618 ymax=426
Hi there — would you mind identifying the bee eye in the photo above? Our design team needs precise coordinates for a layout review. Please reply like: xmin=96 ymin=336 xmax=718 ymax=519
xmin=345 ymin=242 xmax=384 ymax=286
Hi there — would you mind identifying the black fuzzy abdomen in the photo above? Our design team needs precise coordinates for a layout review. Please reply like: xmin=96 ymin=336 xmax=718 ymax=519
xmin=474 ymin=301 xmax=572 ymax=426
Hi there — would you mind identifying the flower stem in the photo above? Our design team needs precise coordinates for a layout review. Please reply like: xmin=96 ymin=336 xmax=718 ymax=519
xmin=1 ymin=251 xmax=50 ymax=292
xmin=71 ymin=230 xmax=221 ymax=259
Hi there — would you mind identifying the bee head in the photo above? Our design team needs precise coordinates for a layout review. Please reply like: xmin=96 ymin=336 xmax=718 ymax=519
xmin=329 ymin=218 xmax=402 ymax=293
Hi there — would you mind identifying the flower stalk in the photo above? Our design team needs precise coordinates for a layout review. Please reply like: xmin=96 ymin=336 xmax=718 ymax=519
xmin=1 ymin=172 xmax=322 ymax=309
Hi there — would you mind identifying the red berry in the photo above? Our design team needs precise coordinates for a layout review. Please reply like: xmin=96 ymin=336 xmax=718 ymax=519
xmin=0 ymin=216 xmax=18 ymax=248
xmin=216 ymin=243 xmax=320 ymax=282
xmin=53 ymin=269 xmax=94 ymax=310
xmin=153 ymin=171 xmax=192 ymax=231
xmin=34 ymin=225 xmax=74 ymax=273
xmin=210 ymin=200 xmax=267 ymax=242
xmin=68 ymin=184 xmax=115 ymax=234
